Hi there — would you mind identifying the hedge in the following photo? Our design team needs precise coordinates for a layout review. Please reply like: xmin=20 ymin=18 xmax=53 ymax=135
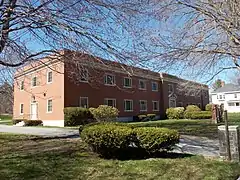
xmin=81 ymin=124 xmax=134 ymax=158
xmin=12 ymin=119 xmax=25 ymax=125
xmin=186 ymin=105 xmax=201 ymax=112
xmin=166 ymin=107 xmax=184 ymax=119
xmin=89 ymin=105 xmax=119 ymax=122
xmin=184 ymin=111 xmax=212 ymax=119
xmin=64 ymin=107 xmax=94 ymax=126
xmin=133 ymin=127 xmax=179 ymax=154
xmin=205 ymin=104 xmax=212 ymax=111
xmin=24 ymin=120 xmax=43 ymax=126
xmin=81 ymin=123 xmax=180 ymax=158
xmin=137 ymin=114 xmax=156 ymax=122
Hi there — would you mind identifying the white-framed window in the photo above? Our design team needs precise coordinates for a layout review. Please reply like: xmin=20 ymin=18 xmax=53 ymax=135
xmin=152 ymin=101 xmax=159 ymax=111
xmin=124 ymin=99 xmax=133 ymax=112
xmin=47 ymin=99 xmax=53 ymax=113
xmin=139 ymin=79 xmax=146 ymax=90
xmin=79 ymin=97 xmax=88 ymax=108
xmin=104 ymin=98 xmax=116 ymax=107
xmin=228 ymin=103 xmax=234 ymax=106
xmin=20 ymin=103 xmax=24 ymax=115
xmin=32 ymin=76 xmax=37 ymax=87
xmin=168 ymin=84 xmax=174 ymax=94
xmin=80 ymin=69 xmax=89 ymax=82
xmin=234 ymin=94 xmax=237 ymax=98
xmin=104 ymin=74 xmax=115 ymax=85
xmin=123 ymin=77 xmax=132 ymax=88
xmin=139 ymin=100 xmax=147 ymax=111
xmin=151 ymin=82 xmax=158 ymax=91
xmin=20 ymin=81 xmax=24 ymax=91
xmin=47 ymin=71 xmax=53 ymax=83
xmin=190 ymin=90 xmax=195 ymax=96
xmin=219 ymin=95 xmax=222 ymax=99
xmin=236 ymin=102 xmax=240 ymax=106
xmin=169 ymin=98 xmax=176 ymax=108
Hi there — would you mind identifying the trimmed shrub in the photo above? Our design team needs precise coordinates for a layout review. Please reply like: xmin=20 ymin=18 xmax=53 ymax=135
xmin=81 ymin=124 xmax=134 ymax=158
xmin=147 ymin=114 xmax=156 ymax=120
xmin=89 ymin=105 xmax=119 ymax=122
xmin=81 ymin=123 xmax=180 ymax=158
xmin=166 ymin=107 xmax=184 ymax=119
xmin=186 ymin=105 xmax=201 ymax=112
xmin=64 ymin=107 xmax=94 ymax=126
xmin=12 ymin=119 xmax=25 ymax=125
xmin=184 ymin=111 xmax=212 ymax=119
xmin=23 ymin=120 xmax=43 ymax=126
xmin=205 ymin=104 xmax=212 ymax=111
xmin=133 ymin=127 xmax=180 ymax=154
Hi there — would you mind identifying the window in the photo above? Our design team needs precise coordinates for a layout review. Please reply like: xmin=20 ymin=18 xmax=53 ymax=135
xmin=204 ymin=91 xmax=208 ymax=98
xmin=228 ymin=103 xmax=234 ymax=106
xmin=124 ymin=77 xmax=132 ymax=88
xmin=169 ymin=98 xmax=176 ymax=108
xmin=20 ymin=81 xmax=24 ymax=90
xmin=234 ymin=94 xmax=237 ymax=98
xmin=124 ymin=99 xmax=133 ymax=112
xmin=104 ymin=74 xmax=115 ymax=85
xmin=152 ymin=101 xmax=159 ymax=111
xmin=190 ymin=91 xmax=195 ymax=96
xmin=80 ymin=97 xmax=88 ymax=108
xmin=152 ymin=82 xmax=158 ymax=91
xmin=236 ymin=102 xmax=240 ymax=106
xmin=223 ymin=95 xmax=225 ymax=99
xmin=47 ymin=71 xmax=53 ymax=83
xmin=198 ymin=103 xmax=201 ymax=108
xmin=104 ymin=98 xmax=116 ymax=107
xmin=217 ymin=95 xmax=219 ymax=99
xmin=219 ymin=95 xmax=222 ymax=99
xmin=168 ymin=84 xmax=174 ymax=94
xmin=20 ymin=104 xmax=24 ymax=115
xmin=139 ymin=100 xmax=147 ymax=111
xmin=32 ymin=76 xmax=37 ymax=87
xmin=139 ymin=80 xmax=146 ymax=90
xmin=178 ymin=102 xmax=183 ymax=107
xmin=80 ymin=69 xmax=88 ymax=82
xmin=47 ymin=99 xmax=53 ymax=113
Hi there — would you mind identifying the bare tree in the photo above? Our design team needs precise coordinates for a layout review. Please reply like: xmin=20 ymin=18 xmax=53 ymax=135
xmin=133 ymin=0 xmax=240 ymax=82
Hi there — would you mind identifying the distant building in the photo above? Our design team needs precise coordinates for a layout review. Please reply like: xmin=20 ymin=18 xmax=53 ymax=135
xmin=211 ymin=83 xmax=240 ymax=112
xmin=13 ymin=51 xmax=209 ymax=127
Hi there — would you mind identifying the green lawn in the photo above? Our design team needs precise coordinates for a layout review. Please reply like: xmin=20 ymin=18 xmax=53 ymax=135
xmin=0 ymin=133 xmax=239 ymax=180
xmin=0 ymin=114 xmax=12 ymax=120
xmin=0 ymin=114 xmax=12 ymax=125
xmin=128 ymin=113 xmax=240 ymax=139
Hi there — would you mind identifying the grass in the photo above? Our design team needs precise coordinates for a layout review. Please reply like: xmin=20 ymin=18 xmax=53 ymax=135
xmin=0 ymin=133 xmax=240 ymax=180
xmin=128 ymin=113 xmax=240 ymax=139
xmin=0 ymin=114 xmax=12 ymax=125
xmin=0 ymin=114 xmax=12 ymax=120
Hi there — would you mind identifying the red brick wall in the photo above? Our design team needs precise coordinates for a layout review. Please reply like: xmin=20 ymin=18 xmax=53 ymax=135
xmin=64 ymin=67 xmax=163 ymax=117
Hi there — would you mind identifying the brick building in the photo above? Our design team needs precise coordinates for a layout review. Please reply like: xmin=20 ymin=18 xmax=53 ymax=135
xmin=13 ymin=51 xmax=209 ymax=127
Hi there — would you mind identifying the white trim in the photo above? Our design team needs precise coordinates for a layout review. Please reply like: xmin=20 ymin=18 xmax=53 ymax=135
xmin=123 ymin=77 xmax=132 ymax=88
xmin=104 ymin=98 xmax=116 ymax=107
xmin=152 ymin=101 xmax=159 ymax=111
xmin=151 ymin=81 xmax=158 ymax=92
xmin=42 ymin=120 xmax=64 ymax=127
xmin=47 ymin=99 xmax=53 ymax=113
xmin=20 ymin=103 xmax=24 ymax=115
xmin=169 ymin=98 xmax=176 ymax=108
xmin=104 ymin=73 xmax=116 ymax=86
xmin=139 ymin=100 xmax=147 ymax=112
xmin=47 ymin=70 xmax=53 ymax=84
xmin=79 ymin=97 xmax=89 ymax=108
xmin=124 ymin=99 xmax=133 ymax=112
xmin=139 ymin=79 xmax=147 ymax=90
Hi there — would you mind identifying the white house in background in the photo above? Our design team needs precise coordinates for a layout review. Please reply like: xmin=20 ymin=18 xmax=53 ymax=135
xmin=211 ymin=84 xmax=240 ymax=112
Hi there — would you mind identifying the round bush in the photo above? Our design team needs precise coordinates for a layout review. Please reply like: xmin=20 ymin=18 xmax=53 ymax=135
xmin=64 ymin=107 xmax=94 ymax=126
xmin=186 ymin=105 xmax=201 ymax=112
xmin=166 ymin=107 xmax=184 ymax=119
xmin=133 ymin=127 xmax=180 ymax=154
xmin=81 ymin=124 xmax=134 ymax=158
xmin=89 ymin=105 xmax=119 ymax=122
xmin=205 ymin=104 xmax=212 ymax=111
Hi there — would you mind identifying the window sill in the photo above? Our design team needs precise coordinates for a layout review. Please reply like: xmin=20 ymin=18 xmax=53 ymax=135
xmin=105 ymin=84 xmax=116 ymax=86
xmin=124 ymin=110 xmax=133 ymax=112
xmin=124 ymin=86 xmax=132 ymax=88
xmin=139 ymin=88 xmax=147 ymax=90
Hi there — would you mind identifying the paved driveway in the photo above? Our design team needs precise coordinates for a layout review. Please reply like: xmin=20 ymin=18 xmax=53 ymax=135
xmin=0 ymin=125 xmax=219 ymax=157
xmin=0 ymin=125 xmax=78 ymax=138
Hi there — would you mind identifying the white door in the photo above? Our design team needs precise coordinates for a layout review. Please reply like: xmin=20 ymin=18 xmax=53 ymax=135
xmin=30 ymin=103 xmax=38 ymax=120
